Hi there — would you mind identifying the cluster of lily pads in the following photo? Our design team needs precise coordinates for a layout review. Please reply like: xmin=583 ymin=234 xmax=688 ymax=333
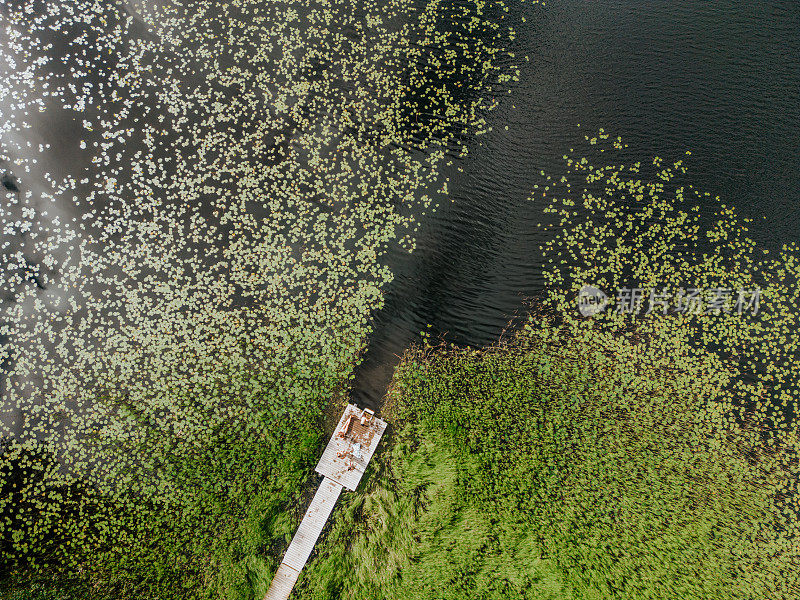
xmin=0 ymin=0 xmax=523 ymax=590
xmin=535 ymin=132 xmax=800 ymax=557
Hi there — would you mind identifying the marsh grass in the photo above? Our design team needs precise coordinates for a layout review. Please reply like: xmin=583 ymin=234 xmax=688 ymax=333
xmin=0 ymin=397 xmax=324 ymax=600
xmin=298 ymin=312 xmax=798 ymax=600
xmin=299 ymin=422 xmax=567 ymax=600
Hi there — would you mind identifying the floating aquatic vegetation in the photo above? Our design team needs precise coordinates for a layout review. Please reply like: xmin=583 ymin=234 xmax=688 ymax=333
xmin=0 ymin=0 xmax=525 ymax=593
xmin=533 ymin=132 xmax=800 ymax=564
xmin=376 ymin=316 xmax=798 ymax=600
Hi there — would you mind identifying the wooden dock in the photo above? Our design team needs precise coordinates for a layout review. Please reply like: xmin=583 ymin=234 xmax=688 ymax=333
xmin=264 ymin=404 xmax=387 ymax=600
xmin=315 ymin=403 xmax=387 ymax=491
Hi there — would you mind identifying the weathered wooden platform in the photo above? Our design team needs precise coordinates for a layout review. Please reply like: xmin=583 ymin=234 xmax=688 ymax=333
xmin=315 ymin=403 xmax=388 ymax=491
xmin=264 ymin=564 xmax=300 ymax=600
xmin=264 ymin=404 xmax=387 ymax=600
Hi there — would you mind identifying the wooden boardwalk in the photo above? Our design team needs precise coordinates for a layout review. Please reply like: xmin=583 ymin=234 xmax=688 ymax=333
xmin=264 ymin=404 xmax=387 ymax=600
xmin=282 ymin=478 xmax=342 ymax=571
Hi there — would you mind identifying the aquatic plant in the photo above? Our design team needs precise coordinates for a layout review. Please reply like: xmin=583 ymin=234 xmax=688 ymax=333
xmin=537 ymin=132 xmax=800 ymax=542
xmin=375 ymin=314 xmax=798 ymax=600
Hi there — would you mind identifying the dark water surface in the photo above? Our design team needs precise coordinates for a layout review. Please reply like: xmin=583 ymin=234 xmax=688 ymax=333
xmin=353 ymin=0 xmax=800 ymax=410
xmin=2 ymin=1 xmax=798 ymax=415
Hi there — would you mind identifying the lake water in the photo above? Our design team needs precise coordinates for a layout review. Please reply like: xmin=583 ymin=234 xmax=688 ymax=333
xmin=352 ymin=0 xmax=800 ymax=409
xmin=1 ymin=0 xmax=798 ymax=415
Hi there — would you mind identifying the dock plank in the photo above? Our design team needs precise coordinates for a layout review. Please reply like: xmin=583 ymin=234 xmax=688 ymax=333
xmin=263 ymin=564 xmax=300 ymax=600
xmin=283 ymin=477 xmax=342 ymax=571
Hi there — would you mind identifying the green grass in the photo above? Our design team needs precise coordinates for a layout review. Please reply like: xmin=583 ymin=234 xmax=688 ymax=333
xmin=5 ymin=320 xmax=797 ymax=600
xmin=299 ymin=428 xmax=568 ymax=600
xmin=298 ymin=318 xmax=798 ymax=600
